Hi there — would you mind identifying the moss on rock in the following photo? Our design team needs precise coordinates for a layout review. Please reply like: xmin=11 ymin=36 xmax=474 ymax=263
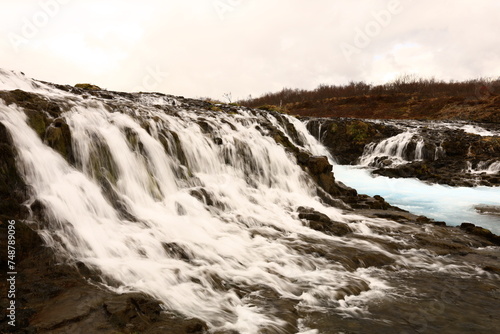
xmin=345 ymin=120 xmax=375 ymax=144
xmin=44 ymin=118 xmax=73 ymax=162
xmin=25 ymin=109 xmax=49 ymax=139
xmin=0 ymin=90 xmax=62 ymax=118
xmin=75 ymin=83 xmax=101 ymax=91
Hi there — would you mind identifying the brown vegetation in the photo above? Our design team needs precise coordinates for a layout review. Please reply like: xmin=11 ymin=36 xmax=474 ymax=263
xmin=239 ymin=75 xmax=500 ymax=122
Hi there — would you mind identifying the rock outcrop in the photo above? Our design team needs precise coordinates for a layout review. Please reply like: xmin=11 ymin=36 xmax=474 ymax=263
xmin=305 ymin=117 xmax=500 ymax=187
xmin=304 ymin=118 xmax=400 ymax=165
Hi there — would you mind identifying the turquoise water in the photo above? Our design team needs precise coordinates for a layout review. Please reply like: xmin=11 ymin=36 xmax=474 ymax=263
xmin=334 ymin=165 xmax=500 ymax=235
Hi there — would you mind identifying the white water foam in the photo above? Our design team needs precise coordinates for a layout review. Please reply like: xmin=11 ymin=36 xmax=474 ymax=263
xmin=0 ymin=71 xmax=488 ymax=333
xmin=470 ymin=161 xmax=500 ymax=174
xmin=0 ymin=69 xmax=54 ymax=93
xmin=458 ymin=124 xmax=498 ymax=137
xmin=359 ymin=131 xmax=417 ymax=166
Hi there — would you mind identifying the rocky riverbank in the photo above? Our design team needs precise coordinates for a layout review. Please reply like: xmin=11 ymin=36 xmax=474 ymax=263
xmin=305 ymin=118 xmax=500 ymax=187
xmin=1 ymin=71 xmax=499 ymax=333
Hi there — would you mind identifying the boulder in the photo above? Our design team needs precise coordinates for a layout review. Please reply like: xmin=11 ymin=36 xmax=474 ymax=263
xmin=460 ymin=223 xmax=500 ymax=246
xmin=74 ymin=83 xmax=101 ymax=91
xmin=475 ymin=205 xmax=500 ymax=216
xmin=307 ymin=156 xmax=332 ymax=174
xmin=44 ymin=118 xmax=73 ymax=162
xmin=297 ymin=206 xmax=352 ymax=236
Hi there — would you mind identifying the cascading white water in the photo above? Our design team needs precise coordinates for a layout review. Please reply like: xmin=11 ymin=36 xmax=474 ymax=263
xmin=434 ymin=145 xmax=446 ymax=160
xmin=455 ymin=124 xmax=499 ymax=137
xmin=414 ymin=139 xmax=425 ymax=160
xmin=0 ymin=71 xmax=480 ymax=333
xmin=359 ymin=131 xmax=417 ymax=166
xmin=0 ymin=100 xmax=366 ymax=332
xmin=488 ymin=161 xmax=500 ymax=173
xmin=270 ymin=115 xmax=334 ymax=162
xmin=468 ymin=160 xmax=500 ymax=174
xmin=0 ymin=69 xmax=54 ymax=93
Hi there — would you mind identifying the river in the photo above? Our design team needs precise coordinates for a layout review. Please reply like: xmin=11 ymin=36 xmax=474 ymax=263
xmin=334 ymin=165 xmax=500 ymax=234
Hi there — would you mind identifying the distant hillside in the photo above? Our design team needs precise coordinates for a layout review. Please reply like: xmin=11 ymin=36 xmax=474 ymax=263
xmin=239 ymin=76 xmax=500 ymax=123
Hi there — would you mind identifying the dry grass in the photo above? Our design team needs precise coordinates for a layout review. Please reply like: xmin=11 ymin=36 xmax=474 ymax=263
xmin=238 ymin=76 xmax=500 ymax=121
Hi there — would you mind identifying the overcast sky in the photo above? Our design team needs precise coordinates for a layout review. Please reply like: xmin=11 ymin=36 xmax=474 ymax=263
xmin=1 ymin=0 xmax=499 ymax=101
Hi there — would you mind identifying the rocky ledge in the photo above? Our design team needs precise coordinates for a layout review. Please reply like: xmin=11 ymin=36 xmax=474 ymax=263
xmin=305 ymin=117 xmax=500 ymax=187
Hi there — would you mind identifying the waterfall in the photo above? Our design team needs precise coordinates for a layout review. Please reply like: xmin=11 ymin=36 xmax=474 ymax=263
xmin=414 ymin=139 xmax=425 ymax=160
xmin=359 ymin=131 xmax=416 ymax=166
xmin=434 ymin=145 xmax=446 ymax=160
xmin=469 ymin=161 xmax=500 ymax=174
xmin=0 ymin=71 xmax=479 ymax=333
xmin=488 ymin=161 xmax=500 ymax=173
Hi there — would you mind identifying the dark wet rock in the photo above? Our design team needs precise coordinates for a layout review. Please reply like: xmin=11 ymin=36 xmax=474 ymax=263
xmin=414 ymin=233 xmax=472 ymax=256
xmin=306 ymin=156 xmax=332 ymax=174
xmin=271 ymin=130 xmax=299 ymax=155
xmin=335 ymin=279 xmax=370 ymax=300
xmin=415 ymin=215 xmax=447 ymax=226
xmin=304 ymin=118 xmax=400 ymax=165
xmin=358 ymin=209 xmax=414 ymax=223
xmin=342 ymin=193 xmax=399 ymax=211
xmin=0 ymin=90 xmax=63 ymax=119
xmin=197 ymin=120 xmax=213 ymax=133
xmin=190 ymin=187 xmax=213 ymax=205
xmin=189 ymin=187 xmax=226 ymax=209
xmin=303 ymin=239 xmax=397 ymax=270
xmin=74 ymin=83 xmax=101 ymax=91
xmin=304 ymin=156 xmax=339 ymax=195
xmin=335 ymin=181 xmax=358 ymax=197
xmin=298 ymin=206 xmax=352 ymax=236
xmin=296 ymin=151 xmax=310 ymax=164
xmin=460 ymin=223 xmax=500 ymax=246
xmin=295 ymin=153 xmax=357 ymax=199
xmin=44 ymin=117 xmax=74 ymax=162
xmin=103 ymin=294 xmax=208 ymax=333
xmin=306 ymin=117 xmax=500 ymax=187
xmin=483 ymin=265 xmax=500 ymax=274
xmin=297 ymin=206 xmax=331 ymax=223
xmin=0 ymin=123 xmax=28 ymax=221
xmin=316 ymin=171 xmax=337 ymax=195
xmin=300 ymin=267 xmax=500 ymax=334
xmin=162 ymin=242 xmax=191 ymax=262
xmin=26 ymin=109 xmax=51 ymax=139
xmin=353 ymin=251 xmax=395 ymax=268
xmin=475 ymin=204 xmax=500 ymax=216
xmin=314 ymin=187 xmax=352 ymax=210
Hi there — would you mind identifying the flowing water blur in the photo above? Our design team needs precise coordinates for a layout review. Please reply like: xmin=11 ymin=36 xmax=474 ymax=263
xmin=334 ymin=165 xmax=500 ymax=235
xmin=1 ymin=70 xmax=498 ymax=333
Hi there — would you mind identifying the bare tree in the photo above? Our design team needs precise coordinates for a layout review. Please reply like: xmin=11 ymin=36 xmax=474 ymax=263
xmin=223 ymin=92 xmax=232 ymax=103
